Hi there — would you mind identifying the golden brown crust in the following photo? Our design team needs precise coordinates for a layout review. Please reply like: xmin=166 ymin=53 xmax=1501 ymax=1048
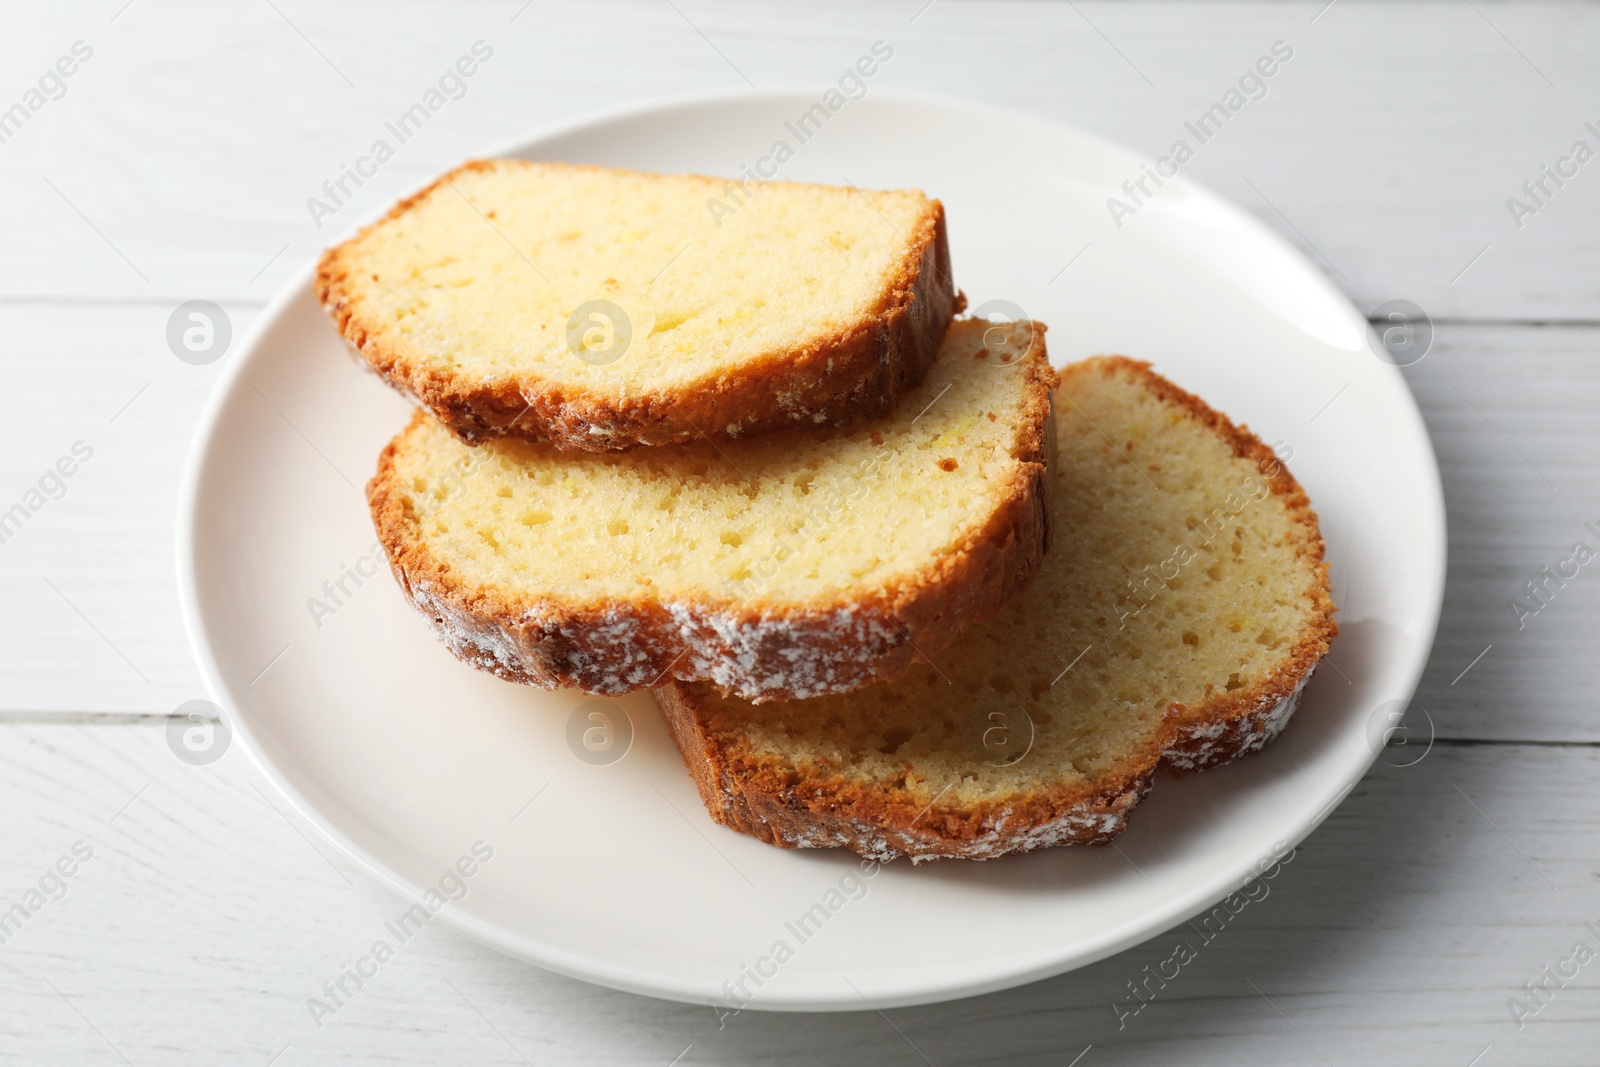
xmin=317 ymin=159 xmax=960 ymax=453
xmin=655 ymin=356 xmax=1338 ymax=860
xmin=656 ymin=681 xmax=1163 ymax=860
xmin=366 ymin=335 xmax=1059 ymax=703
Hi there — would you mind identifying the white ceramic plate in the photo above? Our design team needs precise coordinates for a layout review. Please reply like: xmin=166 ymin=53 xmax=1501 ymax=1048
xmin=178 ymin=91 xmax=1446 ymax=1011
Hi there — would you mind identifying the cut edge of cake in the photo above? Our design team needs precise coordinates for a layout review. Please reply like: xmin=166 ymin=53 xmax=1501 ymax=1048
xmin=654 ymin=356 xmax=1338 ymax=861
xmin=317 ymin=159 xmax=960 ymax=452
xmin=366 ymin=320 xmax=1058 ymax=703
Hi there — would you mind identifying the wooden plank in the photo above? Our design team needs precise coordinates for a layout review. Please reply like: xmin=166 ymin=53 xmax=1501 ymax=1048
xmin=0 ymin=721 xmax=1594 ymax=1063
xmin=1404 ymin=323 xmax=1600 ymax=741
xmin=0 ymin=2 xmax=1597 ymax=318
xmin=0 ymin=302 xmax=255 ymax=714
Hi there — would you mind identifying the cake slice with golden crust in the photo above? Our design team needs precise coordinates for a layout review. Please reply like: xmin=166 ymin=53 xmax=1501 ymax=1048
xmin=368 ymin=319 xmax=1055 ymax=702
xmin=318 ymin=159 xmax=957 ymax=451
xmin=656 ymin=357 xmax=1337 ymax=861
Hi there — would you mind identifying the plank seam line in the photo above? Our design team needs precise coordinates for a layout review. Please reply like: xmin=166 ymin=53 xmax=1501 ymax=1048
xmin=3 ymin=714 xmax=1598 ymax=749
xmin=0 ymin=296 xmax=273 ymax=308
xmin=1430 ymin=737 xmax=1600 ymax=749
xmin=0 ymin=302 xmax=1595 ymax=328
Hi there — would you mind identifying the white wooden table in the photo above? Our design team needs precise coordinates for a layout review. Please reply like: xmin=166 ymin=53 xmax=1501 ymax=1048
xmin=3 ymin=2 xmax=1597 ymax=1063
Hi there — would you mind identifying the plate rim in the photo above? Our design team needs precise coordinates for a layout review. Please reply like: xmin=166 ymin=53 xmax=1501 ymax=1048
xmin=176 ymin=86 xmax=1448 ymax=1011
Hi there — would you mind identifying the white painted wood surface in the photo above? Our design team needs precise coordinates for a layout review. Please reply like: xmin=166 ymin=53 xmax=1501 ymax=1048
xmin=2 ymin=2 xmax=1597 ymax=1062
xmin=2 ymin=723 xmax=1595 ymax=1065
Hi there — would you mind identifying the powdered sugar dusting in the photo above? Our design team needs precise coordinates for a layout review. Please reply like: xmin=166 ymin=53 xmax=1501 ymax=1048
xmin=1163 ymin=664 xmax=1316 ymax=771
xmin=733 ymin=781 xmax=1149 ymax=864
xmin=396 ymin=566 xmax=911 ymax=701
xmin=409 ymin=580 xmax=527 ymax=677
xmin=722 ymin=660 xmax=1324 ymax=863
xmin=667 ymin=602 xmax=902 ymax=701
